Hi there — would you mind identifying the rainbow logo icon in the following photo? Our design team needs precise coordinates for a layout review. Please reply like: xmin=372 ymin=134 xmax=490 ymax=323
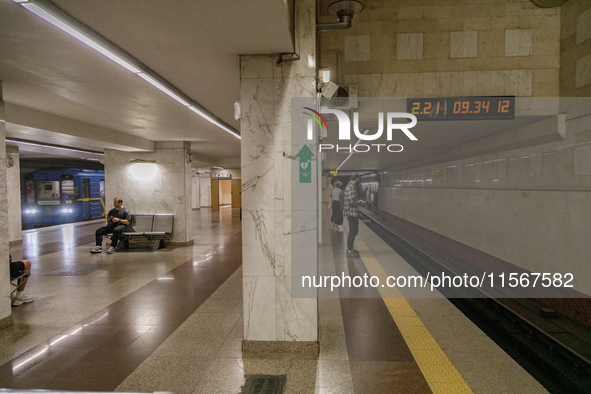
xmin=303 ymin=107 xmax=328 ymax=139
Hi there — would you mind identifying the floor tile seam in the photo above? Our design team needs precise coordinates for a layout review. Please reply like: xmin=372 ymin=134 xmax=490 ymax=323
xmin=22 ymin=219 xmax=104 ymax=235
xmin=18 ymin=234 xmax=94 ymax=251
xmin=354 ymin=233 xmax=475 ymax=392
xmin=114 ymin=266 xmax=242 ymax=390
xmin=2 ymin=232 xmax=243 ymax=382
xmin=321 ymin=211 xmax=358 ymax=390
xmin=19 ymin=223 xmax=234 ymax=261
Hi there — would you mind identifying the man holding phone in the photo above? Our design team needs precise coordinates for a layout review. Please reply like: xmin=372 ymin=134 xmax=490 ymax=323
xmin=343 ymin=173 xmax=364 ymax=258
xmin=90 ymin=197 xmax=131 ymax=254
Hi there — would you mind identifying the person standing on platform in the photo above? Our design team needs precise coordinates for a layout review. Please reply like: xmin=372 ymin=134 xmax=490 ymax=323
xmin=331 ymin=181 xmax=344 ymax=231
xmin=343 ymin=173 xmax=363 ymax=257
xmin=90 ymin=197 xmax=131 ymax=254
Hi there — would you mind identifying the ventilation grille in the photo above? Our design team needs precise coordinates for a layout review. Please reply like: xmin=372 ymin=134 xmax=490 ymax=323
xmin=242 ymin=375 xmax=286 ymax=394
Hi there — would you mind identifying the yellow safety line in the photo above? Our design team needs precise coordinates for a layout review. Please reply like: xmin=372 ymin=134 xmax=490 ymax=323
xmin=354 ymin=235 xmax=474 ymax=394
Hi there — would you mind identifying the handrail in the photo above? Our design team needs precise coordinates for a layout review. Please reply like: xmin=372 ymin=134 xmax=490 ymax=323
xmin=75 ymin=198 xmax=106 ymax=216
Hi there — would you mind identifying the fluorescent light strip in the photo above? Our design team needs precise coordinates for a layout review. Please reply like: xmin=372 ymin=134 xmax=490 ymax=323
xmin=335 ymin=128 xmax=370 ymax=171
xmin=188 ymin=106 xmax=240 ymax=139
xmin=5 ymin=139 xmax=104 ymax=155
xmin=217 ymin=124 xmax=241 ymax=139
xmin=188 ymin=106 xmax=219 ymax=125
xmin=15 ymin=0 xmax=241 ymax=140
xmin=336 ymin=154 xmax=351 ymax=171
xmin=138 ymin=73 xmax=191 ymax=107
xmin=21 ymin=3 xmax=141 ymax=73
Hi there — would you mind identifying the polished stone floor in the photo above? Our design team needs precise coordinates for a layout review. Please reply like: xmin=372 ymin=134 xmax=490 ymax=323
xmin=0 ymin=206 xmax=548 ymax=393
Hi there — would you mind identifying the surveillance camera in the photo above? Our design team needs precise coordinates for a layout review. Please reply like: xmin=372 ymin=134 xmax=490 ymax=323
xmin=321 ymin=84 xmax=359 ymax=110
xmin=321 ymin=81 xmax=339 ymax=99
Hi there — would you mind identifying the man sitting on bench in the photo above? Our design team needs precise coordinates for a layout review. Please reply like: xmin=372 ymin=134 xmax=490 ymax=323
xmin=91 ymin=197 xmax=131 ymax=254
xmin=10 ymin=255 xmax=35 ymax=306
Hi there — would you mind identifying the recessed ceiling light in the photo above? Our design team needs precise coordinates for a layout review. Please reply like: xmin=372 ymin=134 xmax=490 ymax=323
xmin=5 ymin=139 xmax=104 ymax=155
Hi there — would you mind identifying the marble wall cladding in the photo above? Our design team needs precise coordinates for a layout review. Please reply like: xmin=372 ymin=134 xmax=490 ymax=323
xmin=241 ymin=56 xmax=274 ymax=79
xmin=378 ymin=103 xmax=591 ymax=294
xmin=474 ymin=162 xmax=482 ymax=182
xmin=575 ymin=54 xmax=591 ymax=89
xmin=6 ymin=146 xmax=21 ymax=243
xmin=243 ymin=275 xmax=276 ymax=341
xmin=241 ymin=144 xmax=275 ymax=211
xmin=342 ymin=70 xmax=533 ymax=97
xmin=529 ymin=154 xmax=543 ymax=177
xmin=396 ymin=33 xmax=423 ymax=60
xmin=574 ymin=144 xmax=591 ymax=176
xmin=560 ymin=0 xmax=591 ymax=96
xmin=241 ymin=0 xmax=317 ymax=342
xmin=240 ymin=78 xmax=275 ymax=145
xmin=199 ymin=175 xmax=211 ymax=207
xmin=518 ymin=70 xmax=533 ymax=96
xmin=379 ymin=186 xmax=591 ymax=295
xmin=505 ymin=29 xmax=533 ymax=57
xmin=275 ymin=78 xmax=317 ymax=147
xmin=285 ymin=210 xmax=317 ymax=279
xmin=183 ymin=160 xmax=192 ymax=233
xmin=242 ymin=209 xmax=276 ymax=277
xmin=104 ymin=143 xmax=192 ymax=244
xmin=576 ymin=8 xmax=591 ymax=45
xmin=450 ymin=31 xmax=477 ymax=58
xmin=492 ymin=70 xmax=519 ymax=96
xmin=321 ymin=0 xmax=560 ymax=96
xmin=0 ymin=103 xmax=11 ymax=320
xmin=283 ymin=279 xmax=317 ymax=340
xmin=344 ymin=35 xmax=371 ymax=62
xmin=508 ymin=156 xmax=529 ymax=179
xmin=448 ymin=165 xmax=461 ymax=181
xmin=542 ymin=149 xmax=574 ymax=178
xmin=191 ymin=174 xmax=200 ymax=209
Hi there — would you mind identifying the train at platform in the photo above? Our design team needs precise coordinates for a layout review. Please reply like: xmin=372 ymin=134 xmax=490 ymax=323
xmin=22 ymin=168 xmax=105 ymax=229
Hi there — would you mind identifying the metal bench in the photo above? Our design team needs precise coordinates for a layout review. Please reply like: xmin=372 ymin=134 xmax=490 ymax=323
xmin=10 ymin=272 xmax=30 ymax=299
xmin=122 ymin=214 xmax=174 ymax=250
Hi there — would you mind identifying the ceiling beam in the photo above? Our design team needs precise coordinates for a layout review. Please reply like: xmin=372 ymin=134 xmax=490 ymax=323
xmin=4 ymin=102 xmax=154 ymax=152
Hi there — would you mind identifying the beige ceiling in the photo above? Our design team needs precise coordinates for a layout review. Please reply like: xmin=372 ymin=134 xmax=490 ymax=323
xmin=0 ymin=0 xmax=294 ymax=167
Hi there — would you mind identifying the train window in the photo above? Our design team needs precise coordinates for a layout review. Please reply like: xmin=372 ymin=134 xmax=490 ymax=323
xmin=82 ymin=179 xmax=90 ymax=199
xmin=61 ymin=180 xmax=75 ymax=203
xmin=99 ymin=180 xmax=105 ymax=198
xmin=36 ymin=181 xmax=61 ymax=205
xmin=25 ymin=180 xmax=35 ymax=205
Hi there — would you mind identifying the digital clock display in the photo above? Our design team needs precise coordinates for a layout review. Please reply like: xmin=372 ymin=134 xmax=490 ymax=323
xmin=407 ymin=97 xmax=515 ymax=120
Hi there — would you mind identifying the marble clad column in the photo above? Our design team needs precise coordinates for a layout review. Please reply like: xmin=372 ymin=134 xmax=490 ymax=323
xmin=199 ymin=173 xmax=211 ymax=207
xmin=192 ymin=172 xmax=200 ymax=209
xmin=241 ymin=0 xmax=318 ymax=349
xmin=0 ymin=86 xmax=12 ymax=324
xmin=6 ymin=144 xmax=22 ymax=244
xmin=104 ymin=141 xmax=193 ymax=244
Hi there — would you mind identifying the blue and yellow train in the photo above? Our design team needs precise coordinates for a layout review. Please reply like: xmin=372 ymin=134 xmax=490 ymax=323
xmin=22 ymin=168 xmax=105 ymax=229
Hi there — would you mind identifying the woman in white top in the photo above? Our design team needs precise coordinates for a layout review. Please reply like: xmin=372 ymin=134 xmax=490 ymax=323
xmin=330 ymin=181 xmax=344 ymax=230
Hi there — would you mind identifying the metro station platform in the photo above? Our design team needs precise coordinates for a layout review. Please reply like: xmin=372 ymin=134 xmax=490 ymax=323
xmin=0 ymin=206 xmax=549 ymax=393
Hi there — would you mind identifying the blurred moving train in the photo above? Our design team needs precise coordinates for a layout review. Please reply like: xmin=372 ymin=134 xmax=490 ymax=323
xmin=22 ymin=168 xmax=105 ymax=229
